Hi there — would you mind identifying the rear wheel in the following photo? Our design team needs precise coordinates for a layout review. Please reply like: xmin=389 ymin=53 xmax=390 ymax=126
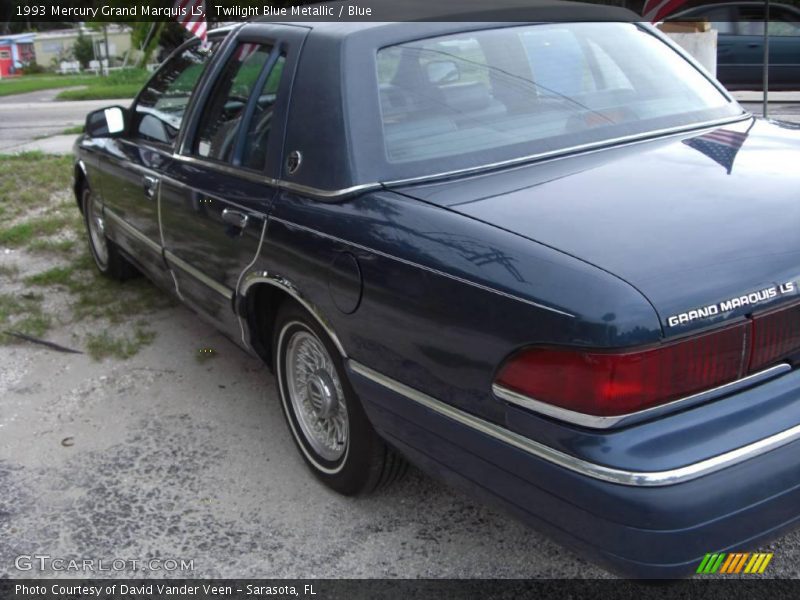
xmin=273 ymin=301 xmax=407 ymax=495
xmin=81 ymin=185 xmax=136 ymax=280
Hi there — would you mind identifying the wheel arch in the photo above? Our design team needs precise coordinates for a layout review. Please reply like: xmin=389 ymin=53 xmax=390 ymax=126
xmin=239 ymin=273 xmax=348 ymax=368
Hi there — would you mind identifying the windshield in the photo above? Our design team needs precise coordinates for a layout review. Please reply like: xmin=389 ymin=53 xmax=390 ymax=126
xmin=376 ymin=23 xmax=742 ymax=175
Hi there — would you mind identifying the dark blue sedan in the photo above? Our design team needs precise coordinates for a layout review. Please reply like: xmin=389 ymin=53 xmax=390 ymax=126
xmin=73 ymin=8 xmax=800 ymax=578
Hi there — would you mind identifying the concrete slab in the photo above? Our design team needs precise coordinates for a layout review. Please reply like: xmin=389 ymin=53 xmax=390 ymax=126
xmin=0 ymin=94 xmax=133 ymax=155
xmin=8 ymin=134 xmax=80 ymax=155
xmin=0 ymin=86 xmax=87 ymax=105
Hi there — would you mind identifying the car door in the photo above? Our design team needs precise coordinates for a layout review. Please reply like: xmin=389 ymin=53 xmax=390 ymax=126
xmin=159 ymin=24 xmax=308 ymax=337
xmin=95 ymin=40 xmax=217 ymax=286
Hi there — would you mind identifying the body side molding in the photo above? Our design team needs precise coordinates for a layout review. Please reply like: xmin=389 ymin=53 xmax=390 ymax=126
xmin=349 ymin=359 xmax=800 ymax=487
xmin=104 ymin=208 xmax=162 ymax=254
xmin=164 ymin=250 xmax=234 ymax=301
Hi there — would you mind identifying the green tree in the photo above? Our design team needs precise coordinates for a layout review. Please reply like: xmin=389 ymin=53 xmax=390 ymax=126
xmin=135 ymin=22 xmax=165 ymax=68
xmin=72 ymin=31 xmax=95 ymax=68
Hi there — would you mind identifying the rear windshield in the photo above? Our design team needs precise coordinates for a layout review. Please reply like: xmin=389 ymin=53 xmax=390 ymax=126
xmin=376 ymin=23 xmax=741 ymax=174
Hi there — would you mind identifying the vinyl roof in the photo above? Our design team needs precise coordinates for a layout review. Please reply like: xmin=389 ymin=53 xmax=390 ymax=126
xmin=254 ymin=0 xmax=639 ymax=34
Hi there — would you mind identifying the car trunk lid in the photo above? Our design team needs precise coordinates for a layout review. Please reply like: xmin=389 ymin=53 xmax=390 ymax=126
xmin=390 ymin=118 xmax=800 ymax=337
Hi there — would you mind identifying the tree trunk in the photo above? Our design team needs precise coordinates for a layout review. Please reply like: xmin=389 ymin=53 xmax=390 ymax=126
xmin=137 ymin=22 xmax=165 ymax=69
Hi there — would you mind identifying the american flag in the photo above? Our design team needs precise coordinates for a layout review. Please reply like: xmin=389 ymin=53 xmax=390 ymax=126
xmin=682 ymin=128 xmax=749 ymax=174
xmin=641 ymin=0 xmax=690 ymax=22
xmin=236 ymin=43 xmax=260 ymax=62
xmin=174 ymin=0 xmax=207 ymax=42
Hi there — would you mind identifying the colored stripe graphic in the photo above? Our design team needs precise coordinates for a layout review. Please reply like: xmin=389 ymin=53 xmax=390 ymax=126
xmin=733 ymin=553 xmax=750 ymax=573
xmin=697 ymin=554 xmax=726 ymax=573
xmin=744 ymin=553 xmax=774 ymax=574
xmin=697 ymin=552 xmax=773 ymax=574
xmin=721 ymin=553 xmax=748 ymax=573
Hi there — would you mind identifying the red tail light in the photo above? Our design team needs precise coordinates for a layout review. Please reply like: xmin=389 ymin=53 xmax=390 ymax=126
xmin=750 ymin=303 xmax=800 ymax=372
xmin=495 ymin=323 xmax=750 ymax=417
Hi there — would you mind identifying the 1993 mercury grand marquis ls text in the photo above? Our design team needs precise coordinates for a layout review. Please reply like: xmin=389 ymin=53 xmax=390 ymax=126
xmin=73 ymin=6 xmax=800 ymax=577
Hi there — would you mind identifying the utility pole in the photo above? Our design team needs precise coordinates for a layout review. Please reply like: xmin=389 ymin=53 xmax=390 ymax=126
xmin=762 ymin=0 xmax=770 ymax=118
xmin=103 ymin=24 xmax=109 ymax=76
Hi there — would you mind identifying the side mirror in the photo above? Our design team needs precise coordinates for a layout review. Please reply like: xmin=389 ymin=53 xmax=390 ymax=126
xmin=426 ymin=60 xmax=460 ymax=85
xmin=85 ymin=106 xmax=127 ymax=138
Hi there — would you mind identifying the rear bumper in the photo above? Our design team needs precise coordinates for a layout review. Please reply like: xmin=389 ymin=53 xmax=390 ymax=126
xmin=347 ymin=360 xmax=800 ymax=577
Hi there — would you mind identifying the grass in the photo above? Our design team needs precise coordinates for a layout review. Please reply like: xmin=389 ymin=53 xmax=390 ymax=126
xmin=0 ymin=264 xmax=20 ymax=279
xmin=0 ymin=69 xmax=147 ymax=101
xmin=67 ymin=253 xmax=174 ymax=324
xmin=12 ymin=313 xmax=52 ymax=338
xmin=56 ymin=83 xmax=142 ymax=101
xmin=24 ymin=265 xmax=76 ymax=287
xmin=85 ymin=326 xmax=156 ymax=361
xmin=0 ymin=291 xmax=51 ymax=340
xmin=0 ymin=152 xmax=174 ymax=358
xmin=0 ymin=153 xmax=74 ymax=221
xmin=0 ymin=214 xmax=75 ymax=247
xmin=28 ymin=238 xmax=77 ymax=254
xmin=55 ymin=68 xmax=148 ymax=101
xmin=0 ymin=73 xmax=97 ymax=97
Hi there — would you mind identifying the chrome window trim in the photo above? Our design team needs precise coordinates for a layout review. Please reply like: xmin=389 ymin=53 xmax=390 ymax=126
xmin=171 ymin=153 xmax=383 ymax=199
xmin=172 ymin=153 xmax=272 ymax=186
xmin=493 ymin=363 xmax=792 ymax=429
xmin=104 ymin=208 xmax=162 ymax=255
xmin=164 ymin=250 xmax=234 ymax=301
xmin=379 ymin=114 xmax=751 ymax=190
xmin=349 ymin=359 xmax=800 ymax=487
xmin=268 ymin=216 xmax=575 ymax=318
xmin=171 ymin=117 xmax=751 ymax=200
xmin=277 ymin=180 xmax=382 ymax=199
xmin=173 ymin=115 xmax=749 ymax=200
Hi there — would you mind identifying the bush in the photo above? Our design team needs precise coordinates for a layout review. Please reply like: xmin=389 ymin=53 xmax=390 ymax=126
xmin=21 ymin=62 xmax=48 ymax=75
xmin=72 ymin=32 xmax=94 ymax=69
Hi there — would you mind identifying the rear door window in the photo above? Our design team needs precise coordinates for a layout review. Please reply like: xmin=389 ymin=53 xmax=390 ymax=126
xmin=239 ymin=54 xmax=285 ymax=171
xmin=191 ymin=42 xmax=285 ymax=170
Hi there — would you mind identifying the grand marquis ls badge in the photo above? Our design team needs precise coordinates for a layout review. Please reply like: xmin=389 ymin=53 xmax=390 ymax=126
xmin=667 ymin=281 xmax=797 ymax=327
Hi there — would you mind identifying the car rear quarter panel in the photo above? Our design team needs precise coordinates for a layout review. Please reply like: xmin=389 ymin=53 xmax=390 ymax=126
xmin=255 ymin=189 xmax=661 ymax=425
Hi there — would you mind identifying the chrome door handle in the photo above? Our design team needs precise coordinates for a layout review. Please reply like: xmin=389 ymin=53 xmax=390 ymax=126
xmin=143 ymin=175 xmax=159 ymax=199
xmin=221 ymin=208 xmax=249 ymax=230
